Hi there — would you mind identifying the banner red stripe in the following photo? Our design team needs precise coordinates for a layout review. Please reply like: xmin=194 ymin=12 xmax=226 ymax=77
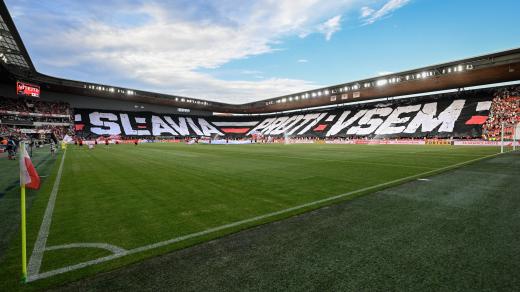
xmin=314 ymin=124 xmax=327 ymax=131
xmin=221 ymin=128 xmax=250 ymax=134
xmin=465 ymin=115 xmax=488 ymax=125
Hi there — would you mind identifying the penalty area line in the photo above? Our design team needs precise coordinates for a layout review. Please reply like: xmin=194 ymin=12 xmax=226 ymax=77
xmin=27 ymin=150 xmax=505 ymax=282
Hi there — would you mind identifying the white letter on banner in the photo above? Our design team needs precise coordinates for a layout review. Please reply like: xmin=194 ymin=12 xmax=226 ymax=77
xmin=297 ymin=113 xmax=327 ymax=135
xmin=404 ymin=100 xmax=465 ymax=133
xmin=120 ymin=114 xmax=150 ymax=136
xmin=199 ymin=118 xmax=223 ymax=136
xmin=164 ymin=117 xmax=190 ymax=136
xmin=326 ymin=110 xmax=366 ymax=137
xmin=375 ymin=105 xmax=421 ymax=135
xmin=151 ymin=116 xmax=178 ymax=136
xmin=186 ymin=118 xmax=204 ymax=136
xmin=89 ymin=112 xmax=121 ymax=135
xmin=247 ymin=118 xmax=275 ymax=135
xmin=262 ymin=116 xmax=290 ymax=135
xmin=270 ymin=115 xmax=304 ymax=135
xmin=348 ymin=108 xmax=392 ymax=135
xmin=287 ymin=114 xmax=321 ymax=135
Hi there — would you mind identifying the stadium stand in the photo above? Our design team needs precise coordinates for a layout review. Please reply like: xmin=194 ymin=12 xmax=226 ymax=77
xmin=72 ymin=87 xmax=499 ymax=141
xmin=0 ymin=97 xmax=73 ymax=141
xmin=2 ymin=86 xmax=518 ymax=145
xmin=0 ymin=98 xmax=70 ymax=115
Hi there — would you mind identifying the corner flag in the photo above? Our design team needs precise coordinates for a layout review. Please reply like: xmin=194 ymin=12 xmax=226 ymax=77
xmin=19 ymin=142 xmax=40 ymax=282
xmin=20 ymin=143 xmax=40 ymax=190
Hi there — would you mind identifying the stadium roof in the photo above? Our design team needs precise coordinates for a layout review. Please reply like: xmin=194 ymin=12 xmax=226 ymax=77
xmin=0 ymin=2 xmax=33 ymax=72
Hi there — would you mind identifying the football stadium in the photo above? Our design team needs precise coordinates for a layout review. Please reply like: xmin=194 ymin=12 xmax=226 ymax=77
xmin=1 ymin=1 xmax=519 ymax=291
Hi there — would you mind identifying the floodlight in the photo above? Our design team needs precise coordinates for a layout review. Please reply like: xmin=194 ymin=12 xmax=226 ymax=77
xmin=376 ymin=79 xmax=388 ymax=86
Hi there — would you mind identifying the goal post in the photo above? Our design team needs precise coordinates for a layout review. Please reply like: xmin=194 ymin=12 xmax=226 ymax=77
xmin=514 ymin=122 xmax=519 ymax=151
xmin=500 ymin=122 xmax=519 ymax=153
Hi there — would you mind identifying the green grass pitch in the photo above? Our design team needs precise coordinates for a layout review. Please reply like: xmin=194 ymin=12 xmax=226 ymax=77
xmin=0 ymin=143 xmax=511 ymax=290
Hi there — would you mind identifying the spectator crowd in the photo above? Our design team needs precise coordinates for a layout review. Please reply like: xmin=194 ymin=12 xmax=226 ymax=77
xmin=482 ymin=87 xmax=520 ymax=140
xmin=0 ymin=97 xmax=70 ymax=115
xmin=0 ymin=97 xmax=73 ymax=142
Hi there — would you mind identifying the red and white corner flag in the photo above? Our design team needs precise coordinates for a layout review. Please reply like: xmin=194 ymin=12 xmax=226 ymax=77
xmin=20 ymin=141 xmax=40 ymax=281
xmin=19 ymin=143 xmax=40 ymax=190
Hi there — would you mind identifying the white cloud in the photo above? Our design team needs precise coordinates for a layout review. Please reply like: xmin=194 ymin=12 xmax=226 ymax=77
xmin=361 ymin=0 xmax=410 ymax=25
xmin=360 ymin=7 xmax=375 ymax=18
xmin=10 ymin=0 xmax=377 ymax=103
xmin=318 ymin=15 xmax=342 ymax=41
xmin=297 ymin=59 xmax=309 ymax=63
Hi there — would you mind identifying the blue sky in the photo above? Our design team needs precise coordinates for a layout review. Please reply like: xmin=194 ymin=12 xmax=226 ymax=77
xmin=5 ymin=0 xmax=520 ymax=103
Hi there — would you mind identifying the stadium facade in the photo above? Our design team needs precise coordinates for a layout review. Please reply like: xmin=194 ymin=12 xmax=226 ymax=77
xmin=0 ymin=0 xmax=519 ymax=142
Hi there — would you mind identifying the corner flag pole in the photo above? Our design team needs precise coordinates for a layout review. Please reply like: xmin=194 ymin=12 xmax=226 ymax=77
xmin=20 ymin=142 xmax=28 ymax=282
xmin=21 ymin=185 xmax=27 ymax=282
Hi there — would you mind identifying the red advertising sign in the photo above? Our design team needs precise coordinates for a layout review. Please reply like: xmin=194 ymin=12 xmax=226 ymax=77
xmin=16 ymin=81 xmax=40 ymax=98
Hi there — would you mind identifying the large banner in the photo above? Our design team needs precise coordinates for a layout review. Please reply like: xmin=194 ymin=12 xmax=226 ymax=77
xmin=74 ymin=94 xmax=493 ymax=139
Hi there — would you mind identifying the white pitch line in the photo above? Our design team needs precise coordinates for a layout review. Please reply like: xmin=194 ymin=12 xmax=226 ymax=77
xmin=28 ymin=151 xmax=506 ymax=282
xmin=27 ymin=150 xmax=67 ymax=277
xmin=45 ymin=243 xmax=127 ymax=254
